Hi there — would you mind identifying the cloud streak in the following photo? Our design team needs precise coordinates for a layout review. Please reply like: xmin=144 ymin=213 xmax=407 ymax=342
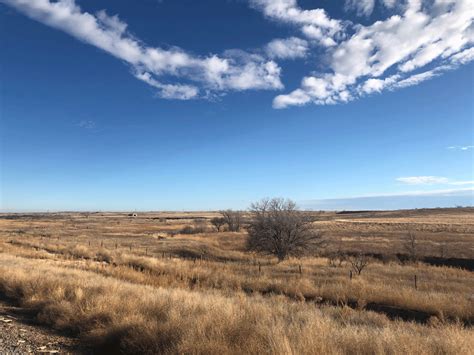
xmin=300 ymin=188 xmax=473 ymax=210
xmin=397 ymin=176 xmax=474 ymax=185
xmin=448 ymin=145 xmax=474 ymax=151
xmin=1 ymin=0 xmax=282 ymax=100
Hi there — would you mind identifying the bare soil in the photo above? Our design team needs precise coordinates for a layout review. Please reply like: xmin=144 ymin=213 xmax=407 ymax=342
xmin=0 ymin=301 xmax=91 ymax=354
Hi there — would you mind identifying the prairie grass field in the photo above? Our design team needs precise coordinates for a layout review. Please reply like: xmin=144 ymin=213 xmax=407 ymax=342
xmin=0 ymin=207 xmax=473 ymax=354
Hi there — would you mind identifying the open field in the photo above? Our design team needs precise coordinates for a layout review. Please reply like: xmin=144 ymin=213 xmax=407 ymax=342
xmin=0 ymin=208 xmax=473 ymax=354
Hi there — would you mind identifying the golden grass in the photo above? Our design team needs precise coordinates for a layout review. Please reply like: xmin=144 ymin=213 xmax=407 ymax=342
xmin=2 ymin=238 xmax=473 ymax=322
xmin=0 ymin=254 xmax=472 ymax=355
xmin=0 ymin=209 xmax=473 ymax=354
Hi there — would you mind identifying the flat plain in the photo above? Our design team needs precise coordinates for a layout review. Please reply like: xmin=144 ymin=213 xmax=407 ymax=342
xmin=0 ymin=207 xmax=473 ymax=354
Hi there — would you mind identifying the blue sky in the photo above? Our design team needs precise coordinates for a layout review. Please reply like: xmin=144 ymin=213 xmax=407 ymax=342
xmin=0 ymin=0 xmax=473 ymax=211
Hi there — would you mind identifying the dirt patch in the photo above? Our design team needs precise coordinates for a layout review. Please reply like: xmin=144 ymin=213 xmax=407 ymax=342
xmin=0 ymin=300 xmax=91 ymax=354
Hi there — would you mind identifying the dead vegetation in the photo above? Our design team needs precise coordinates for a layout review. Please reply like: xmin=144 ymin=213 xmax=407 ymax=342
xmin=0 ymin=207 xmax=473 ymax=354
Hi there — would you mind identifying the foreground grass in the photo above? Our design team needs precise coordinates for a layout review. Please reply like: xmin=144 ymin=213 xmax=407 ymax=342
xmin=0 ymin=254 xmax=473 ymax=354
xmin=3 ymin=240 xmax=473 ymax=323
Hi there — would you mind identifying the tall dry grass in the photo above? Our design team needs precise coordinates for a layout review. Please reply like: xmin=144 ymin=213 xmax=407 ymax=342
xmin=0 ymin=254 xmax=472 ymax=355
xmin=2 ymin=239 xmax=473 ymax=322
xmin=1 ymin=210 xmax=473 ymax=354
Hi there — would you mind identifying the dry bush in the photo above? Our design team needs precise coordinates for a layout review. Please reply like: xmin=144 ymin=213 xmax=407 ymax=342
xmin=348 ymin=253 xmax=370 ymax=275
xmin=327 ymin=250 xmax=347 ymax=267
xmin=210 ymin=217 xmax=226 ymax=232
xmin=247 ymin=198 xmax=323 ymax=261
xmin=403 ymin=231 xmax=419 ymax=262
xmin=179 ymin=221 xmax=209 ymax=234
xmin=221 ymin=210 xmax=242 ymax=232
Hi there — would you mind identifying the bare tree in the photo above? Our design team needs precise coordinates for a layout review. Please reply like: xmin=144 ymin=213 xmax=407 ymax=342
xmin=327 ymin=241 xmax=346 ymax=267
xmin=403 ymin=231 xmax=418 ymax=262
xmin=247 ymin=198 xmax=323 ymax=261
xmin=221 ymin=210 xmax=242 ymax=232
xmin=348 ymin=253 xmax=370 ymax=275
xmin=210 ymin=217 xmax=226 ymax=232
xmin=328 ymin=250 xmax=346 ymax=267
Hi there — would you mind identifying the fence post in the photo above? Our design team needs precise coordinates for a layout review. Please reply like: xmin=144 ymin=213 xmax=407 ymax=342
xmin=145 ymin=248 xmax=148 ymax=256
xmin=298 ymin=264 xmax=302 ymax=274
xmin=414 ymin=274 xmax=417 ymax=289
xmin=350 ymin=270 xmax=353 ymax=280
xmin=258 ymin=262 xmax=261 ymax=273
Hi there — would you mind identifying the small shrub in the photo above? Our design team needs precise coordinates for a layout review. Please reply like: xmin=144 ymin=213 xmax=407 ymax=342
xmin=327 ymin=251 xmax=346 ymax=267
xmin=210 ymin=217 xmax=226 ymax=232
xmin=179 ymin=222 xmax=208 ymax=234
xmin=348 ymin=253 xmax=370 ymax=275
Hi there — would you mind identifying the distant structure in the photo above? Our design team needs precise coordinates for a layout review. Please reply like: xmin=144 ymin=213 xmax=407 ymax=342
xmin=129 ymin=213 xmax=138 ymax=218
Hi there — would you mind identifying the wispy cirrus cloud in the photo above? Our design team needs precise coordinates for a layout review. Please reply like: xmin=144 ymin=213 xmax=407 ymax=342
xmin=345 ymin=0 xmax=376 ymax=17
xmin=1 ymin=0 xmax=282 ymax=100
xmin=397 ymin=176 xmax=449 ymax=185
xmin=77 ymin=120 xmax=96 ymax=130
xmin=300 ymin=188 xmax=473 ymax=210
xmin=448 ymin=145 xmax=474 ymax=151
xmin=344 ymin=0 xmax=397 ymax=17
xmin=397 ymin=176 xmax=474 ymax=185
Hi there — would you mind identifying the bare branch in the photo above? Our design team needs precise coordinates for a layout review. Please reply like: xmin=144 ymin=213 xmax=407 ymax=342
xmin=220 ymin=210 xmax=243 ymax=232
xmin=247 ymin=198 xmax=323 ymax=261
xmin=348 ymin=253 xmax=370 ymax=275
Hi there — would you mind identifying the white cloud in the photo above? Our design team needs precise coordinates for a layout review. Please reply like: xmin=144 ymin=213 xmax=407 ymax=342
xmin=397 ymin=176 xmax=450 ymax=185
xmin=3 ymin=0 xmax=473 ymax=107
xmin=2 ymin=0 xmax=283 ymax=100
xmin=450 ymin=47 xmax=474 ymax=64
xmin=273 ymin=0 xmax=474 ymax=108
xmin=345 ymin=0 xmax=400 ymax=16
xmin=448 ymin=180 xmax=474 ymax=185
xmin=397 ymin=176 xmax=474 ymax=185
xmin=448 ymin=145 xmax=474 ymax=151
xmin=364 ymin=187 xmax=474 ymax=197
xmin=249 ymin=0 xmax=342 ymax=46
xmin=360 ymin=75 xmax=400 ymax=94
xmin=134 ymin=72 xmax=199 ymax=100
xmin=345 ymin=0 xmax=375 ymax=17
xmin=307 ymin=187 xmax=474 ymax=200
xmin=382 ymin=0 xmax=397 ymax=9
xmin=77 ymin=120 xmax=96 ymax=129
xmin=266 ymin=37 xmax=309 ymax=59
xmin=394 ymin=71 xmax=438 ymax=88
xmin=300 ymin=188 xmax=473 ymax=210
